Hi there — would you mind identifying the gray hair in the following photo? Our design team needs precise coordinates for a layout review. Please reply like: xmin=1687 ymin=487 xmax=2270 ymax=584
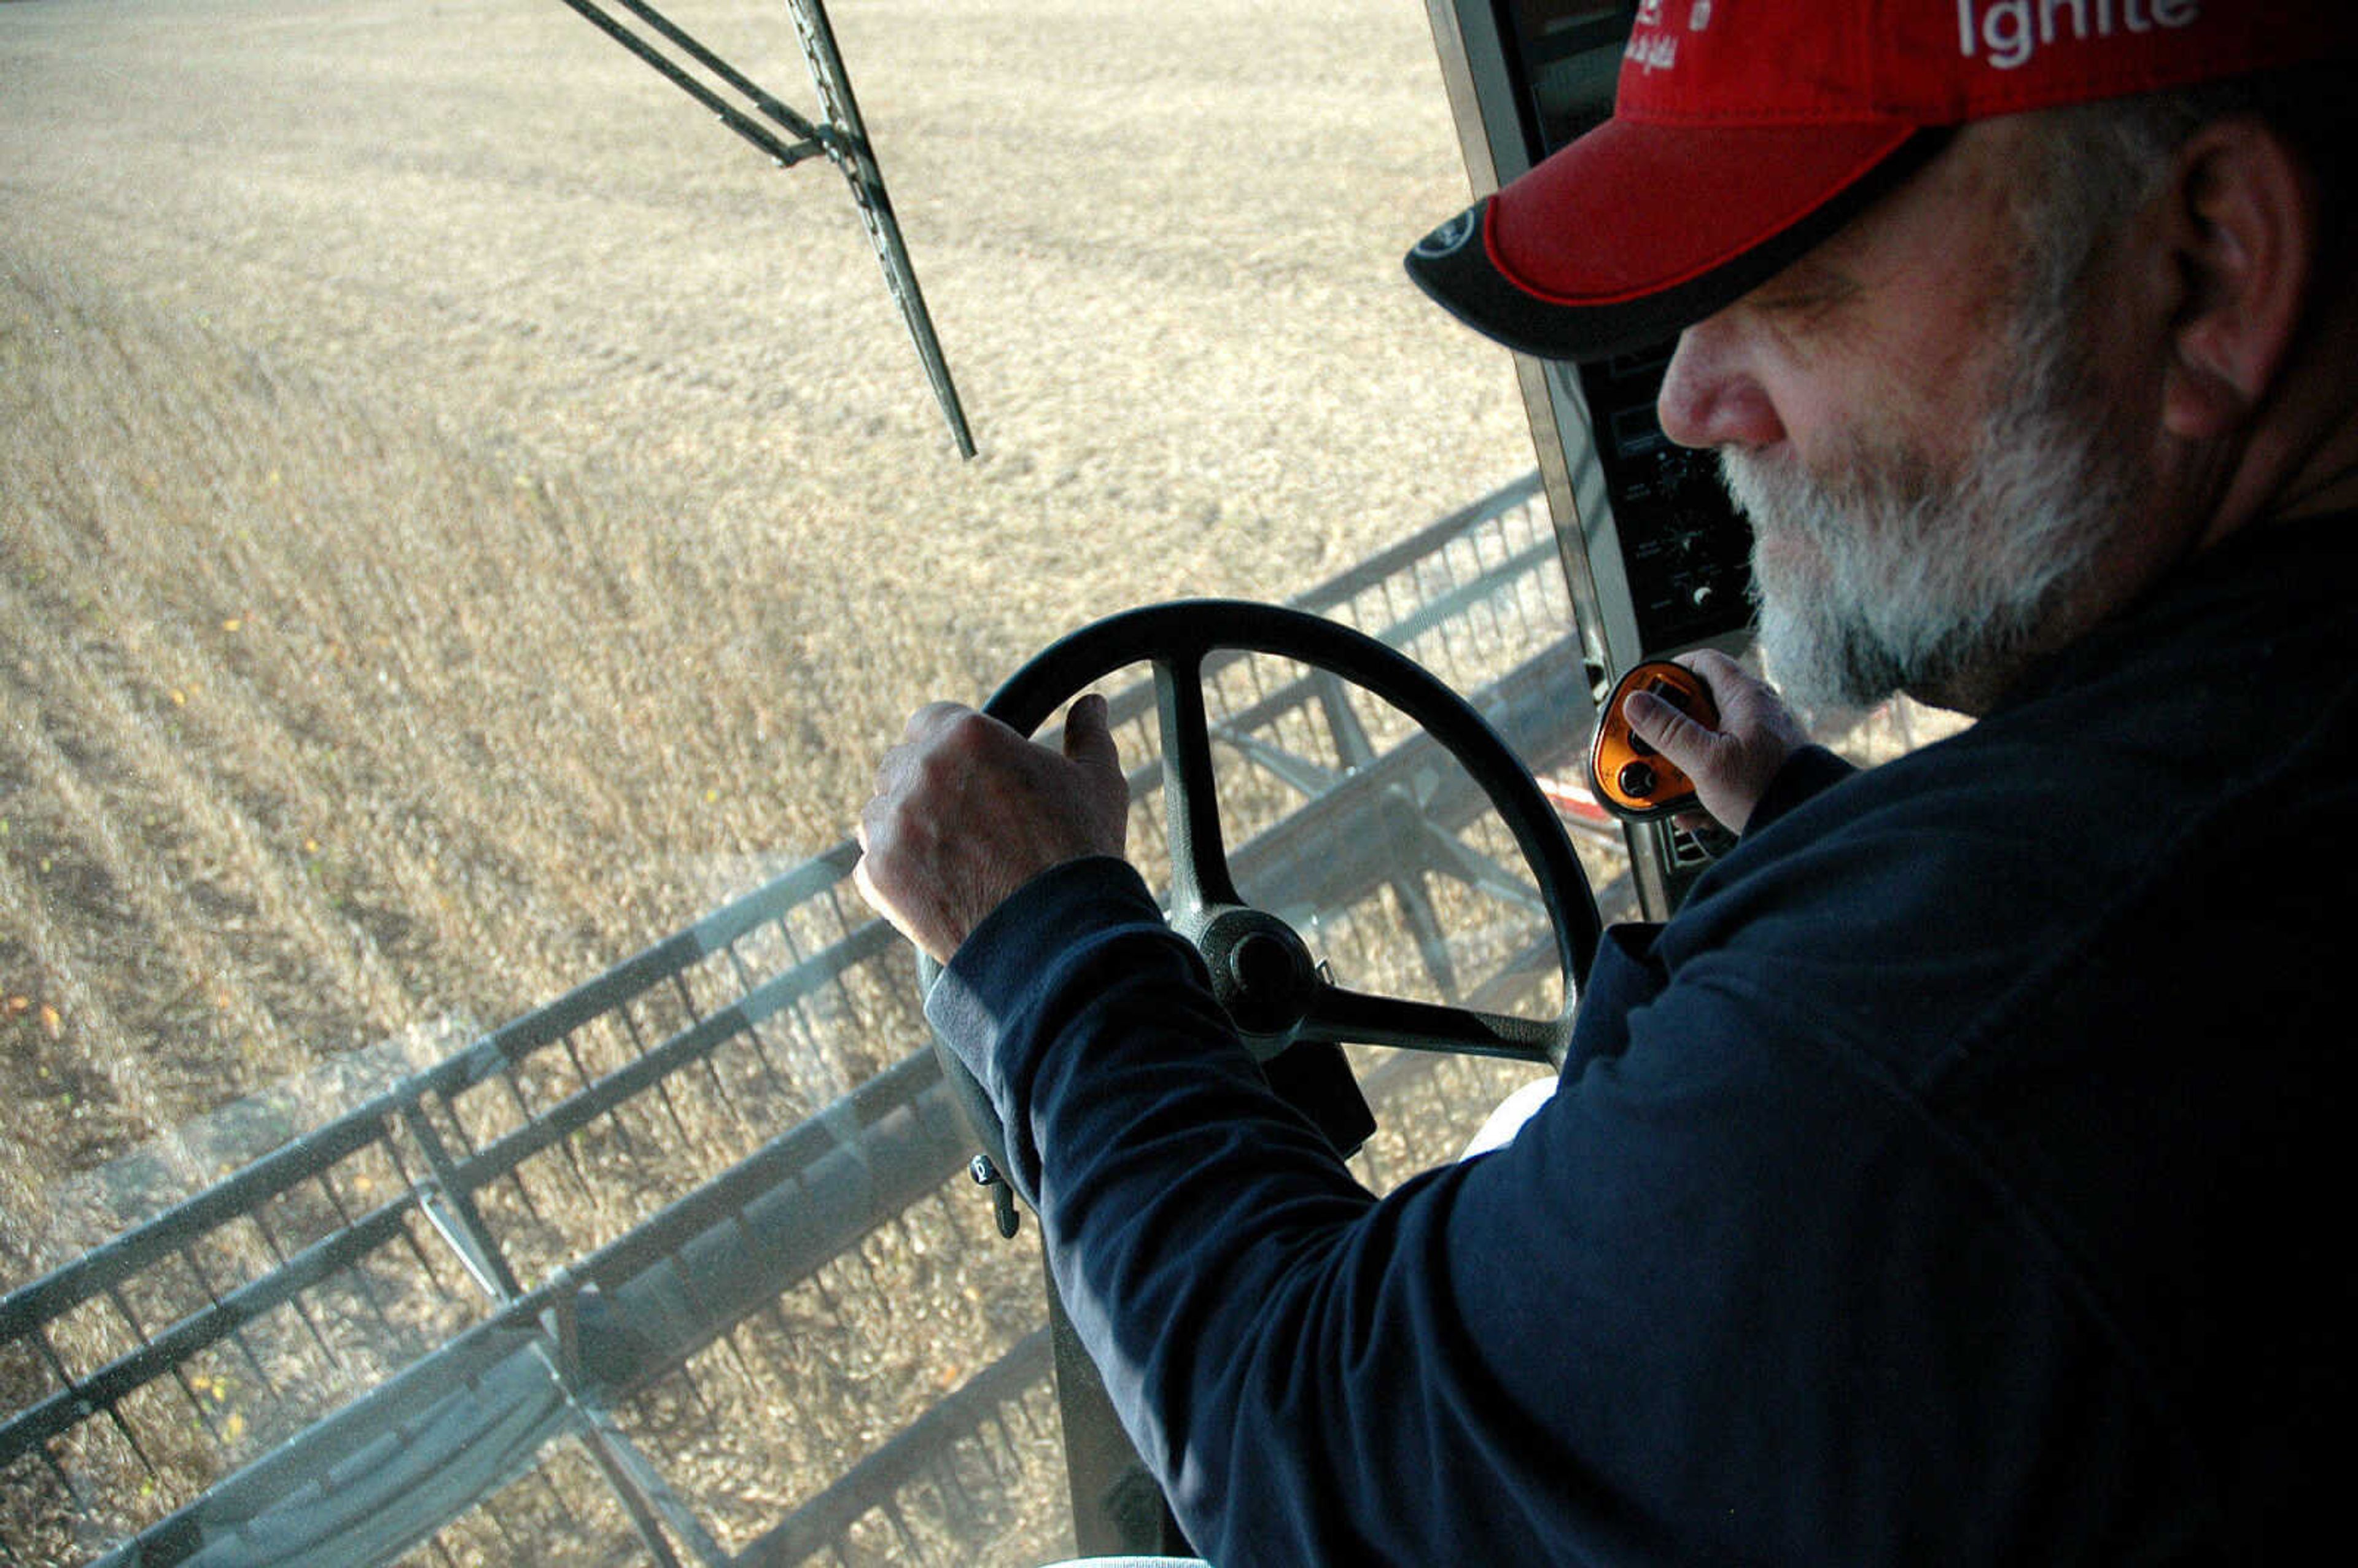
xmin=2014 ymin=67 xmax=2356 ymax=319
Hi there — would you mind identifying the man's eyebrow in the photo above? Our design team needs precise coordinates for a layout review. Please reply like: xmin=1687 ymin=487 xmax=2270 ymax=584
xmin=1747 ymin=258 xmax=1865 ymax=316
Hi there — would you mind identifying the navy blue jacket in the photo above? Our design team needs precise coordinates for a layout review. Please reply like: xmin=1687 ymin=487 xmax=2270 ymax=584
xmin=929 ymin=516 xmax=2358 ymax=1565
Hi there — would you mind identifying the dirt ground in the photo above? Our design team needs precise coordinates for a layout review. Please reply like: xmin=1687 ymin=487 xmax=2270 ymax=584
xmin=0 ymin=0 xmax=1540 ymax=1249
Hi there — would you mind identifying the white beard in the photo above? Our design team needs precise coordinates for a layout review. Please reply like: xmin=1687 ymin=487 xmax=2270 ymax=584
xmin=1720 ymin=307 xmax=2143 ymax=713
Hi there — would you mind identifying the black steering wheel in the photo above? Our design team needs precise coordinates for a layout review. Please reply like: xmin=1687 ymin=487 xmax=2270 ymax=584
xmin=924 ymin=599 xmax=1602 ymax=1195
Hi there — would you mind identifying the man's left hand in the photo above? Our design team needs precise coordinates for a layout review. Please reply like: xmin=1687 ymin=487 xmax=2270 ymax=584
xmin=1624 ymin=649 xmax=1809 ymax=835
xmin=854 ymin=695 xmax=1130 ymax=963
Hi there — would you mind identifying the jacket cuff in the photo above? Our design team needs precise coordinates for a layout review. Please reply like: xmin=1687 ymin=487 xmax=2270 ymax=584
xmin=922 ymin=855 xmax=1173 ymax=1193
xmin=1746 ymin=744 xmax=1856 ymax=834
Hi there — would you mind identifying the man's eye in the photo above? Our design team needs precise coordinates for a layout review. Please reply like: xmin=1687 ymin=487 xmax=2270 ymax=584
xmin=1756 ymin=279 xmax=1857 ymax=317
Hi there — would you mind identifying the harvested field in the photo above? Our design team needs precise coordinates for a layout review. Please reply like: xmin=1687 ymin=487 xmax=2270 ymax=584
xmin=0 ymin=0 xmax=1541 ymax=1265
xmin=3 ymin=1 xmax=1565 ymax=1558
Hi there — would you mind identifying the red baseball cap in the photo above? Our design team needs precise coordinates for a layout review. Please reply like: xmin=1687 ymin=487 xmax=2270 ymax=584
xmin=1407 ymin=1 xmax=2357 ymax=363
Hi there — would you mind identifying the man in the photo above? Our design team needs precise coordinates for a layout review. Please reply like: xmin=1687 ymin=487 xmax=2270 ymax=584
xmin=857 ymin=4 xmax=2358 ymax=1561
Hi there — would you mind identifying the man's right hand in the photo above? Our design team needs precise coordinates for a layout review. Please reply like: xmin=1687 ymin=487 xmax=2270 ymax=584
xmin=854 ymin=695 xmax=1130 ymax=965
xmin=1622 ymin=650 xmax=1809 ymax=835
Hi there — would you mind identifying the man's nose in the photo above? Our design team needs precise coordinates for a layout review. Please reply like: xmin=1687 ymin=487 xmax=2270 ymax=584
xmin=1656 ymin=317 xmax=1783 ymax=451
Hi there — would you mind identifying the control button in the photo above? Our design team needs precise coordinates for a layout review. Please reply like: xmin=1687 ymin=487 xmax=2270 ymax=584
xmin=1589 ymin=659 xmax=1720 ymax=823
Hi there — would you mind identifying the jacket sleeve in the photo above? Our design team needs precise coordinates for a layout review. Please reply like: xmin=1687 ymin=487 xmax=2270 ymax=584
xmin=1745 ymin=743 xmax=1856 ymax=833
xmin=925 ymin=856 xmax=2176 ymax=1566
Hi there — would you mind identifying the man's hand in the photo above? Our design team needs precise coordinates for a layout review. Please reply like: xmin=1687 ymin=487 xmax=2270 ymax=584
xmin=854 ymin=694 xmax=1130 ymax=963
xmin=1622 ymin=650 xmax=1809 ymax=834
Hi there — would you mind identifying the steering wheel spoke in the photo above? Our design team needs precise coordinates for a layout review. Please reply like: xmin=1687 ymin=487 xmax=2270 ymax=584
xmin=1152 ymin=653 xmax=1244 ymax=912
xmin=1299 ymin=983 xmax=1562 ymax=1065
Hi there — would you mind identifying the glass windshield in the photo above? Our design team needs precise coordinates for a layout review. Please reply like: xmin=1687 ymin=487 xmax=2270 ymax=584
xmin=0 ymin=0 xmax=1598 ymax=1562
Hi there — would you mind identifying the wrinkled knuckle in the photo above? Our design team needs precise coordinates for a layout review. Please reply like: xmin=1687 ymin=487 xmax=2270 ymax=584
xmin=866 ymin=793 xmax=934 ymax=852
xmin=939 ymin=709 xmax=1006 ymax=758
xmin=911 ymin=745 xmax=965 ymax=793
xmin=946 ymin=708 xmax=997 ymax=740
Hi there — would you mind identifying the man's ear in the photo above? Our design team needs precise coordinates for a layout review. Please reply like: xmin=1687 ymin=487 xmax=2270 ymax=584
xmin=2158 ymin=116 xmax=2318 ymax=440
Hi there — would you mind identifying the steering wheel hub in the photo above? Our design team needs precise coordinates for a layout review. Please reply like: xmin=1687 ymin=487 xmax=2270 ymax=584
xmin=1194 ymin=908 xmax=1319 ymax=1052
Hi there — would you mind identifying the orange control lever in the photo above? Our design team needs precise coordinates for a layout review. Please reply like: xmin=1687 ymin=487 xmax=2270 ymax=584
xmin=1587 ymin=661 xmax=1719 ymax=822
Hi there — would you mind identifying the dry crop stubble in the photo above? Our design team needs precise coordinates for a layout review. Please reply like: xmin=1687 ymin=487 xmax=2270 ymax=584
xmin=2 ymin=1 xmax=1551 ymax=1555
xmin=2 ymin=257 xmax=1084 ymax=1564
xmin=0 ymin=0 xmax=1533 ymax=1239
xmin=1 ymin=259 xmax=852 ymax=1265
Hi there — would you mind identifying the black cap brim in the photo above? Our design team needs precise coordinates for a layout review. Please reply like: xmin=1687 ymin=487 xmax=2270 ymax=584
xmin=1406 ymin=128 xmax=1950 ymax=363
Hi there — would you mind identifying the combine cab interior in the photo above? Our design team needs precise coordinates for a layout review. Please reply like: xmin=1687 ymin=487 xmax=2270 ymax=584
xmin=1 ymin=2 xmax=1963 ymax=1562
